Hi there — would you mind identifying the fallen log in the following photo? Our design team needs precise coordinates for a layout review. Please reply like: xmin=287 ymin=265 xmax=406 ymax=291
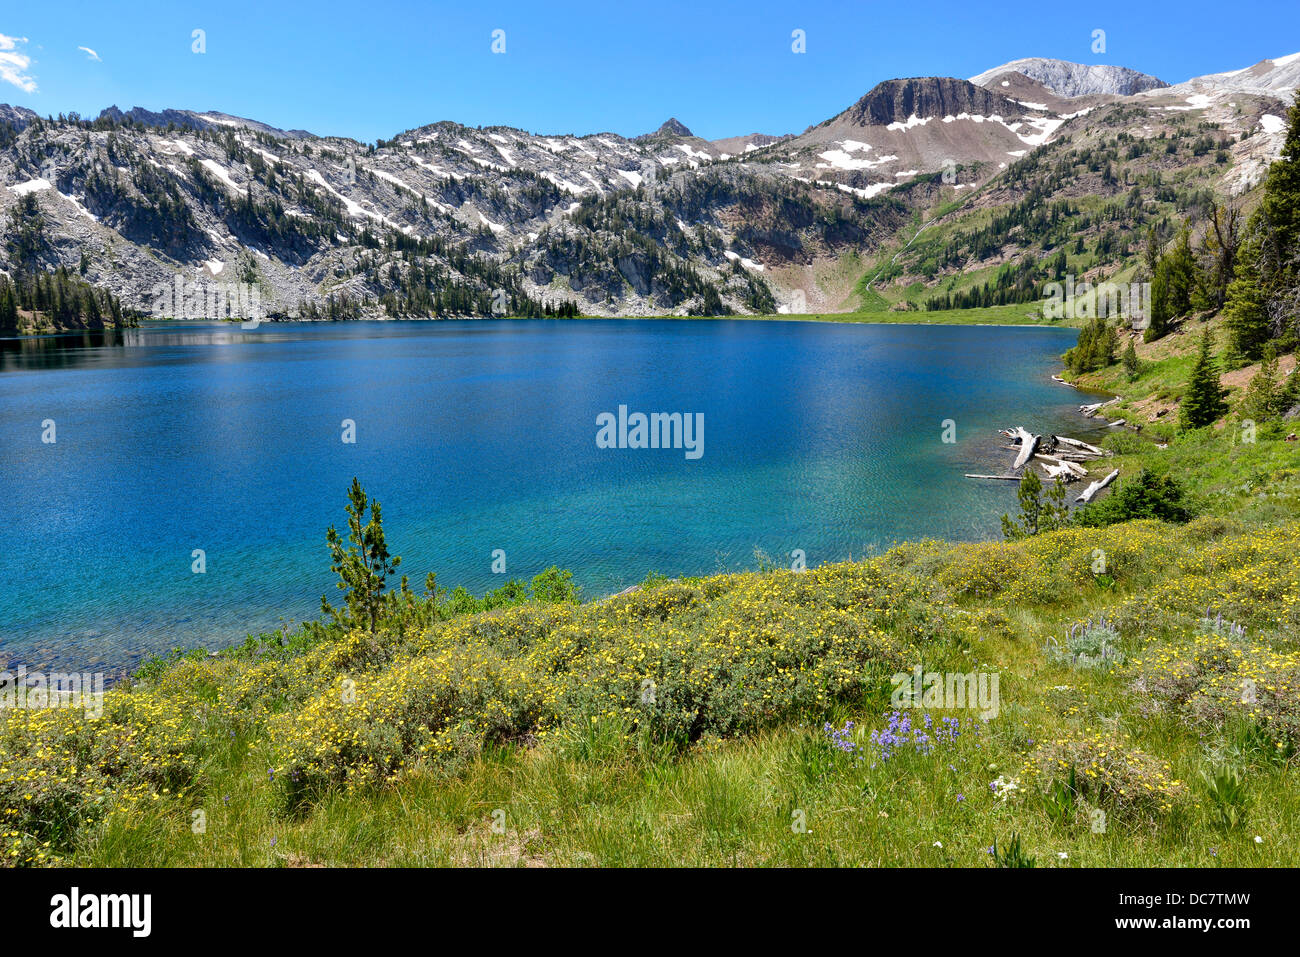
xmin=966 ymin=474 xmax=1024 ymax=481
xmin=1079 ymin=397 xmax=1120 ymax=417
xmin=1075 ymin=469 xmax=1119 ymax=504
xmin=1034 ymin=454 xmax=1088 ymax=479
xmin=1049 ymin=452 xmax=1096 ymax=463
xmin=1054 ymin=435 xmax=1107 ymax=456
xmin=1011 ymin=426 xmax=1040 ymax=470
xmin=1041 ymin=462 xmax=1079 ymax=483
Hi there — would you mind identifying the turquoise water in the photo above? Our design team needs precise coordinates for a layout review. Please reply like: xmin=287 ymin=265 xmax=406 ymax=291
xmin=0 ymin=319 xmax=1096 ymax=673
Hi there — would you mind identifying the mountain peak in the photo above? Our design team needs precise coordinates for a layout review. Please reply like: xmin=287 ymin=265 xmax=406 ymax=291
xmin=839 ymin=77 xmax=1021 ymax=127
xmin=969 ymin=58 xmax=1168 ymax=97
xmin=0 ymin=103 xmax=39 ymax=129
xmin=654 ymin=117 xmax=693 ymax=137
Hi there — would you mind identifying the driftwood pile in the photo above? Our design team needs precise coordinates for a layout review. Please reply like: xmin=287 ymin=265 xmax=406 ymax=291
xmin=966 ymin=427 xmax=1117 ymax=503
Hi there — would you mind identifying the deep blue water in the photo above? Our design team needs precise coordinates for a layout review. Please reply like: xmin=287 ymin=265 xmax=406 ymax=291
xmin=0 ymin=319 xmax=1097 ymax=673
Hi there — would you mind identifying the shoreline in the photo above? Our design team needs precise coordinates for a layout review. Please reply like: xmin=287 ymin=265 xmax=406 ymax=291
xmin=9 ymin=307 xmax=1086 ymax=339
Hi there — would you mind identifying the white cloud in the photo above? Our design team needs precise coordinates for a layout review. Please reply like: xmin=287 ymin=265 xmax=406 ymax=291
xmin=78 ymin=46 xmax=101 ymax=62
xmin=0 ymin=33 xmax=36 ymax=93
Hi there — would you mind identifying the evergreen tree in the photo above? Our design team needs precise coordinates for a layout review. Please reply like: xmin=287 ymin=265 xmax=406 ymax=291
xmin=1146 ymin=229 xmax=1198 ymax=342
xmin=1073 ymin=469 xmax=1193 ymax=526
xmin=1001 ymin=469 xmax=1069 ymax=539
xmin=1142 ymin=225 xmax=1161 ymax=280
xmin=1121 ymin=337 xmax=1141 ymax=381
xmin=0 ymin=278 xmax=17 ymax=331
xmin=1239 ymin=343 xmax=1283 ymax=422
xmin=1146 ymin=263 xmax=1172 ymax=341
xmin=1179 ymin=328 xmax=1229 ymax=430
xmin=6 ymin=193 xmax=46 ymax=268
xmin=0 ymin=268 xmax=132 ymax=332
xmin=1221 ymin=242 xmax=1272 ymax=360
xmin=1260 ymin=90 xmax=1300 ymax=283
xmin=1064 ymin=317 xmax=1119 ymax=373
xmin=1164 ymin=229 xmax=1198 ymax=316
xmin=322 ymin=478 xmax=402 ymax=637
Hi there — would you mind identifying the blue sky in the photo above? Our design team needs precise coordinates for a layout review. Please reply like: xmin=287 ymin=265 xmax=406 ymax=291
xmin=2 ymin=0 xmax=1297 ymax=143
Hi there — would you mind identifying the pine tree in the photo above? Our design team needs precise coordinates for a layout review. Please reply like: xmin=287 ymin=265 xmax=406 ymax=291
xmin=0 ymin=277 xmax=17 ymax=331
xmin=1239 ymin=343 xmax=1282 ymax=422
xmin=1122 ymin=337 xmax=1141 ymax=381
xmin=322 ymin=478 xmax=402 ymax=637
xmin=1143 ymin=225 xmax=1161 ymax=280
xmin=6 ymin=192 xmax=46 ymax=268
xmin=1064 ymin=317 xmax=1119 ymax=373
xmin=1179 ymin=328 xmax=1229 ymax=431
xmin=1260 ymin=90 xmax=1300 ymax=282
xmin=1147 ymin=263 xmax=1171 ymax=341
xmin=1001 ymin=469 xmax=1069 ymax=539
xmin=1221 ymin=242 xmax=1272 ymax=360
xmin=1147 ymin=229 xmax=1198 ymax=341
xmin=1165 ymin=228 xmax=1197 ymax=316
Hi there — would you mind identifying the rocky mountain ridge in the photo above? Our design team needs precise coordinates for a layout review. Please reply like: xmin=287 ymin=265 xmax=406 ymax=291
xmin=970 ymin=58 xmax=1169 ymax=97
xmin=1 ymin=53 xmax=1295 ymax=321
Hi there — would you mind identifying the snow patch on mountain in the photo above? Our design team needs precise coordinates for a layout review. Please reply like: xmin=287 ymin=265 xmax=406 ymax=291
xmin=200 ymin=159 xmax=242 ymax=192
xmin=8 ymin=177 xmax=52 ymax=195
xmin=817 ymin=149 xmax=895 ymax=170
xmin=887 ymin=114 xmax=932 ymax=132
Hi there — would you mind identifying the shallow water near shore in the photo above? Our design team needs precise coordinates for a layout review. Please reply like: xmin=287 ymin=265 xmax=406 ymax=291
xmin=0 ymin=318 xmax=1097 ymax=673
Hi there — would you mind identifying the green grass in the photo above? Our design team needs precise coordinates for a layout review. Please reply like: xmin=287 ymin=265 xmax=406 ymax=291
xmin=857 ymin=287 xmax=891 ymax=314
xmin=76 ymin=712 xmax=1298 ymax=868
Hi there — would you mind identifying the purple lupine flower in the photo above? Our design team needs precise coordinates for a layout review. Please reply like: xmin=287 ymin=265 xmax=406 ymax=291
xmin=825 ymin=720 xmax=859 ymax=756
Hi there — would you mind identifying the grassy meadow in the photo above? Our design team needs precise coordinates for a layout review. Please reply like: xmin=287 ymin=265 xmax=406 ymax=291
xmin=743 ymin=302 xmax=1066 ymax=326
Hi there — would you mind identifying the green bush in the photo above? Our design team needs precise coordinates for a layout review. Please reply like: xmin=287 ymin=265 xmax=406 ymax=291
xmin=1073 ymin=468 xmax=1194 ymax=526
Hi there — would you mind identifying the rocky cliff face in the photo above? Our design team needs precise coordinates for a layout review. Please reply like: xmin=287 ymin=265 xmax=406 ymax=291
xmin=840 ymin=77 xmax=1023 ymax=127
xmin=0 ymin=104 xmax=37 ymax=129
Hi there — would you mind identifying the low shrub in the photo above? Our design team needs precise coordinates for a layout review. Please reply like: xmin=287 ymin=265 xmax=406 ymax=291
xmin=1022 ymin=729 xmax=1186 ymax=817
xmin=1133 ymin=619 xmax=1300 ymax=755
